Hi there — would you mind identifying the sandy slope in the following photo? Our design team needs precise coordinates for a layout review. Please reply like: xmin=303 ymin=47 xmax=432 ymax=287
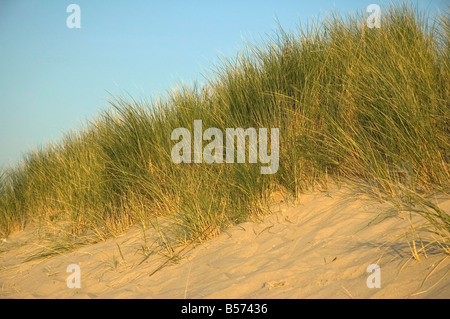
xmin=1 ymin=185 xmax=449 ymax=299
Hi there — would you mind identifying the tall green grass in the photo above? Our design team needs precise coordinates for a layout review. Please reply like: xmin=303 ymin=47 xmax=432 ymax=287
xmin=0 ymin=3 xmax=449 ymax=253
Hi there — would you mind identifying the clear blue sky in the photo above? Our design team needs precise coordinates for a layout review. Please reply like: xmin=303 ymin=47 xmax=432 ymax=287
xmin=0 ymin=0 xmax=446 ymax=168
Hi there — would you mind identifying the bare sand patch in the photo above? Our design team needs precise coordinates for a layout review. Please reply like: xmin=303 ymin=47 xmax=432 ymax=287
xmin=1 ymin=186 xmax=449 ymax=299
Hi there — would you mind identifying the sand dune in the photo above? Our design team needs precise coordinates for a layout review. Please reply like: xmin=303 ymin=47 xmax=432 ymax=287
xmin=1 ymin=185 xmax=449 ymax=299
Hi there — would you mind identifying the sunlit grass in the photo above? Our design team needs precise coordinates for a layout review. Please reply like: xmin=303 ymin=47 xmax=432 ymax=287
xmin=0 ymin=3 xmax=448 ymax=255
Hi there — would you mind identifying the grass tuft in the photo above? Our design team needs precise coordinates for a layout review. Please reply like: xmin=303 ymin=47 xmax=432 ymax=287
xmin=0 ymin=3 xmax=448 ymax=256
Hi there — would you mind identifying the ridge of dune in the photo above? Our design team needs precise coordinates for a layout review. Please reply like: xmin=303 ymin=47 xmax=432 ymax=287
xmin=1 ymin=185 xmax=449 ymax=299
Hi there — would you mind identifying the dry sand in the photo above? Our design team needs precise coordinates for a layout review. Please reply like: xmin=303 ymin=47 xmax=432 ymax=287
xmin=1 ymin=185 xmax=449 ymax=299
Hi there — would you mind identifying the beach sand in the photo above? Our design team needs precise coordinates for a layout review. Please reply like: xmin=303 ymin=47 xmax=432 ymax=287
xmin=1 ymin=185 xmax=449 ymax=299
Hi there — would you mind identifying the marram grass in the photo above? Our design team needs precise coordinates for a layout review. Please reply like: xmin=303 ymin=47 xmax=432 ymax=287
xmin=0 ymin=3 xmax=449 ymax=255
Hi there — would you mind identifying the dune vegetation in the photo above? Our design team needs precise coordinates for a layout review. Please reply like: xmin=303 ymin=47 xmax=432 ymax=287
xmin=0 ymin=3 xmax=449 ymax=257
